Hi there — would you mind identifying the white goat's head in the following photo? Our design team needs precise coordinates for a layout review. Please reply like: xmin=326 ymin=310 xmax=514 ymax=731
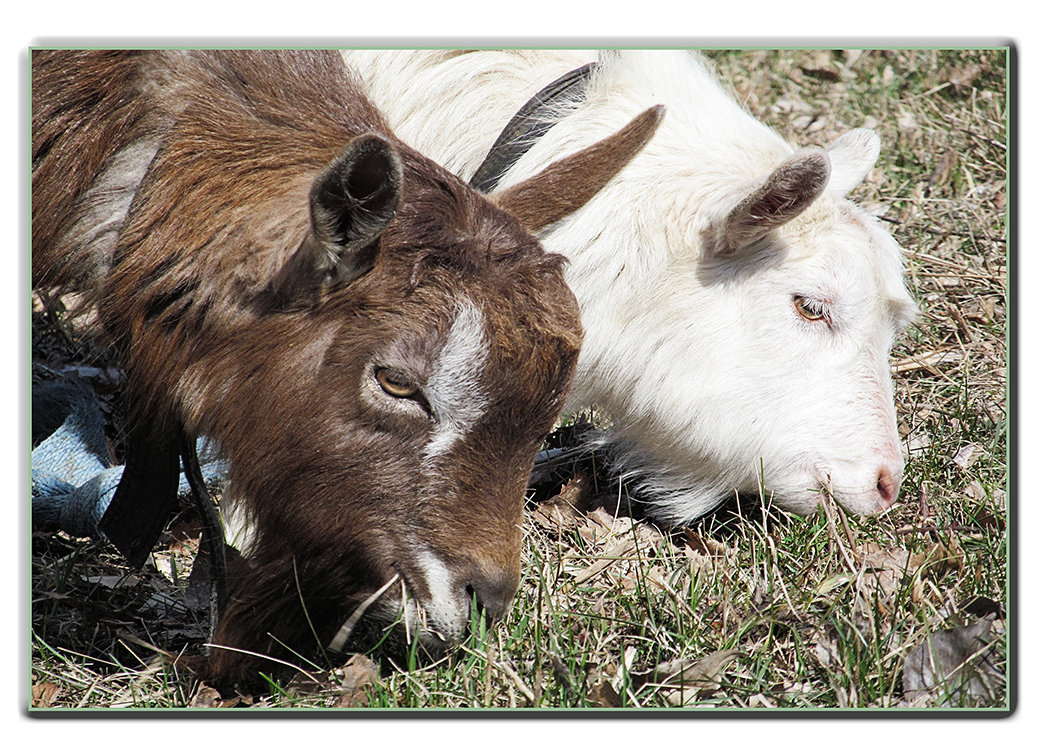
xmin=573 ymin=125 xmax=916 ymax=524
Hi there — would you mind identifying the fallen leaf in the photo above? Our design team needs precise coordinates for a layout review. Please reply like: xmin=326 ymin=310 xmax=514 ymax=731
xmin=952 ymin=443 xmax=981 ymax=470
xmin=632 ymin=648 xmax=739 ymax=696
xmin=969 ymin=502 xmax=1006 ymax=531
xmin=964 ymin=480 xmax=987 ymax=501
xmin=549 ymin=654 xmax=576 ymax=697
xmin=81 ymin=574 xmax=138 ymax=589
xmin=959 ymin=597 xmax=1005 ymax=619
xmin=334 ymin=653 xmax=380 ymax=707
xmin=531 ymin=473 xmax=594 ymax=533
xmin=800 ymin=66 xmax=841 ymax=82
xmin=920 ymin=537 xmax=965 ymax=579
xmin=902 ymin=617 xmax=1005 ymax=706
xmin=860 ymin=539 xmax=963 ymax=581
xmin=929 ymin=149 xmax=959 ymax=189
xmin=585 ymin=675 xmax=622 ymax=708
xmin=569 ymin=538 xmax=637 ymax=585
xmin=679 ymin=528 xmax=728 ymax=557
xmin=813 ymin=632 xmax=840 ymax=669
xmin=814 ymin=573 xmax=854 ymax=597
xmin=943 ymin=63 xmax=983 ymax=92
xmin=31 ymin=682 xmax=62 ymax=708
xmin=747 ymin=692 xmax=774 ymax=707
xmin=190 ymin=685 xmax=243 ymax=708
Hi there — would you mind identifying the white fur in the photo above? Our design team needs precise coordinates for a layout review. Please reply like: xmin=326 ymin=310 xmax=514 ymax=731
xmin=66 ymin=139 xmax=159 ymax=280
xmin=412 ymin=548 xmax=467 ymax=641
xmin=346 ymin=50 xmax=918 ymax=524
xmin=221 ymin=495 xmax=258 ymax=555
xmin=422 ymin=300 xmax=490 ymax=460
xmin=361 ymin=549 xmax=470 ymax=651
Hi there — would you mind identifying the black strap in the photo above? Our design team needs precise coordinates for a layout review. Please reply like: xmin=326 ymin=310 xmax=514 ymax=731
xmin=469 ymin=62 xmax=596 ymax=194
xmin=98 ymin=420 xmax=228 ymax=638
xmin=98 ymin=420 xmax=181 ymax=568
xmin=179 ymin=427 xmax=227 ymax=642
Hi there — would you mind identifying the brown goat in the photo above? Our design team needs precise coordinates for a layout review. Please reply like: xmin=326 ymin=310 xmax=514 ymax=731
xmin=31 ymin=49 xmax=662 ymax=688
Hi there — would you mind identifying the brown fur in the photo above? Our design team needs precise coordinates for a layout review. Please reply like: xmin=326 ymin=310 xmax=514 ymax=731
xmin=32 ymin=50 xmax=590 ymax=688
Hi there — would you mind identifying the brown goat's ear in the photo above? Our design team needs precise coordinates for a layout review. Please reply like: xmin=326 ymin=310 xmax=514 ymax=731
xmin=309 ymin=134 xmax=403 ymax=284
xmin=490 ymin=105 xmax=665 ymax=232
xmin=704 ymin=148 xmax=830 ymax=257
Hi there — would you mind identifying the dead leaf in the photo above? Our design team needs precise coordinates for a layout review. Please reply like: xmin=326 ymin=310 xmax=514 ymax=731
xmin=952 ymin=443 xmax=981 ymax=470
xmin=31 ymin=682 xmax=62 ymax=708
xmin=746 ymin=692 xmax=774 ymax=707
xmin=190 ymin=685 xmax=243 ymax=708
xmin=531 ymin=473 xmax=594 ymax=533
xmin=921 ymin=537 xmax=965 ymax=579
xmin=814 ymin=573 xmax=854 ymax=597
xmin=943 ymin=63 xmax=983 ymax=92
xmin=190 ymin=685 xmax=223 ymax=708
xmin=801 ymin=66 xmax=841 ymax=82
xmin=860 ymin=539 xmax=963 ymax=581
xmin=81 ymin=574 xmax=138 ymax=589
xmin=585 ymin=674 xmax=622 ymax=707
xmin=902 ymin=617 xmax=1005 ymax=706
xmin=334 ymin=690 xmax=369 ymax=707
xmin=860 ymin=543 xmax=919 ymax=578
xmin=679 ymin=528 xmax=728 ymax=557
xmin=334 ymin=653 xmax=380 ymax=707
xmin=969 ymin=502 xmax=1006 ymax=531
xmin=897 ymin=110 xmax=918 ymax=132
xmin=548 ymin=654 xmax=576 ymax=697
xmin=531 ymin=501 xmax=590 ymax=535
xmin=964 ymin=480 xmax=987 ymax=501
xmin=632 ymin=648 xmax=739 ymax=698
xmin=570 ymin=538 xmax=635 ymax=585
xmin=814 ymin=633 xmax=840 ymax=669
xmin=929 ymin=149 xmax=959 ymax=189
xmin=959 ymin=597 xmax=1005 ymax=620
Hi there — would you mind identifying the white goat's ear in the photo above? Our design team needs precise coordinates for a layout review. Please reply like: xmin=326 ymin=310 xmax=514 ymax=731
xmin=705 ymin=148 xmax=830 ymax=256
xmin=825 ymin=128 xmax=880 ymax=196
xmin=491 ymin=105 xmax=665 ymax=232
xmin=309 ymin=134 xmax=402 ymax=284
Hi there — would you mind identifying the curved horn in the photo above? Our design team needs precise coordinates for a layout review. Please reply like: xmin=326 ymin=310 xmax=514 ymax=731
xmin=491 ymin=105 xmax=665 ymax=232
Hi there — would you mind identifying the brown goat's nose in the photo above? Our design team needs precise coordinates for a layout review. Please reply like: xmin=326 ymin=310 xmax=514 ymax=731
xmin=466 ymin=570 xmax=519 ymax=622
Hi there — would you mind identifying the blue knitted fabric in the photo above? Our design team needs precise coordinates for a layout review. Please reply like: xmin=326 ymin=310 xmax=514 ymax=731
xmin=31 ymin=379 xmax=228 ymax=540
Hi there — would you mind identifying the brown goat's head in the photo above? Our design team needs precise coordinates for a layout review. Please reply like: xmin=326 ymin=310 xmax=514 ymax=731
xmin=204 ymin=142 xmax=586 ymax=684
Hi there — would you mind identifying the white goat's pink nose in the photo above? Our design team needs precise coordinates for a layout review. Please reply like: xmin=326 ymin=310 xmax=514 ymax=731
xmin=876 ymin=467 xmax=901 ymax=509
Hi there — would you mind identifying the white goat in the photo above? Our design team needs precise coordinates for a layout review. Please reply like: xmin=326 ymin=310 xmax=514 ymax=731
xmin=345 ymin=49 xmax=918 ymax=525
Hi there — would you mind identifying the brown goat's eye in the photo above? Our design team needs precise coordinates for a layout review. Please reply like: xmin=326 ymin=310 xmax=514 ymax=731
xmin=794 ymin=296 xmax=828 ymax=323
xmin=375 ymin=368 xmax=419 ymax=398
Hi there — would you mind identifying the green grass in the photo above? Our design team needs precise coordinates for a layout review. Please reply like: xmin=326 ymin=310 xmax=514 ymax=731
xmin=30 ymin=48 xmax=1009 ymax=711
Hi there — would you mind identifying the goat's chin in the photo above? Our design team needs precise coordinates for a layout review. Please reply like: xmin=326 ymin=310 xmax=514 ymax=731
xmin=335 ymin=579 xmax=471 ymax=661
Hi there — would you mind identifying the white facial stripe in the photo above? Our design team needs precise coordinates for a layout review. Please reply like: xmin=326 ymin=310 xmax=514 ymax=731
xmin=414 ymin=549 xmax=466 ymax=639
xmin=422 ymin=301 xmax=490 ymax=459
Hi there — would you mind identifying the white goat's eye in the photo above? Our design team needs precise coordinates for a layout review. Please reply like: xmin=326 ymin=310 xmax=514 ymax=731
xmin=375 ymin=367 xmax=420 ymax=398
xmin=794 ymin=295 xmax=828 ymax=322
